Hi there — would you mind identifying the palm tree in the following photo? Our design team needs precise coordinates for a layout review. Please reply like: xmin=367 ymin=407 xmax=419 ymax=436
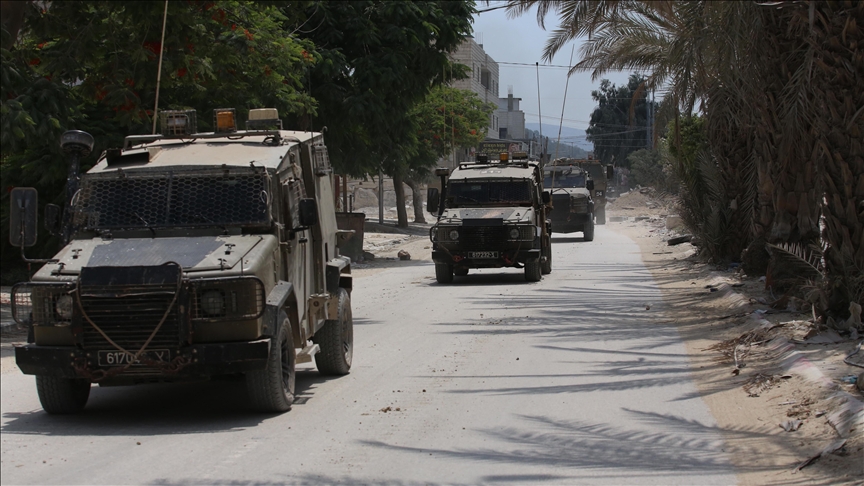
xmin=508 ymin=0 xmax=863 ymax=320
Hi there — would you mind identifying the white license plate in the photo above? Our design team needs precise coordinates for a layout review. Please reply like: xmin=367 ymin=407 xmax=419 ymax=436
xmin=469 ymin=251 xmax=498 ymax=259
xmin=98 ymin=349 xmax=172 ymax=367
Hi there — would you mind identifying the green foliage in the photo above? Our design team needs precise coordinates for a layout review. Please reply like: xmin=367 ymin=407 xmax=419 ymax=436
xmin=626 ymin=148 xmax=669 ymax=191
xmin=585 ymin=74 xmax=658 ymax=168
xmin=1 ymin=1 xmax=317 ymax=280
xmin=665 ymin=116 xmax=739 ymax=263
xmin=411 ymin=86 xmax=494 ymax=171
xmin=283 ymin=1 xmax=475 ymax=177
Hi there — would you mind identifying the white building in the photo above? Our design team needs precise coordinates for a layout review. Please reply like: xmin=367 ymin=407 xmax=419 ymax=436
xmin=449 ymin=36 xmax=499 ymax=139
xmin=496 ymin=91 xmax=525 ymax=140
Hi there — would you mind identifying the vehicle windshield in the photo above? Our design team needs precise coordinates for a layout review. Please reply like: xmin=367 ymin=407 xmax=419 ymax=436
xmin=72 ymin=167 xmax=271 ymax=231
xmin=446 ymin=180 xmax=532 ymax=206
xmin=544 ymin=170 xmax=586 ymax=189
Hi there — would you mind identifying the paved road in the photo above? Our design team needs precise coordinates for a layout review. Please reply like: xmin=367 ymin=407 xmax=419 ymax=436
xmin=1 ymin=227 xmax=737 ymax=485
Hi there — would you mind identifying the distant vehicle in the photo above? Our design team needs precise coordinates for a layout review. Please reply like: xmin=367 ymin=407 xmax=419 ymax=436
xmin=427 ymin=152 xmax=552 ymax=283
xmin=543 ymin=158 xmax=595 ymax=241
xmin=9 ymin=108 xmax=354 ymax=414
xmin=577 ymin=157 xmax=614 ymax=224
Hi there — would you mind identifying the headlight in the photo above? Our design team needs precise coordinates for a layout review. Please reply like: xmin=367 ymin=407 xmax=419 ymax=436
xmin=55 ymin=294 xmax=74 ymax=320
xmin=509 ymin=228 xmax=520 ymax=239
xmin=200 ymin=290 xmax=226 ymax=316
xmin=193 ymin=277 xmax=265 ymax=321
xmin=449 ymin=229 xmax=459 ymax=240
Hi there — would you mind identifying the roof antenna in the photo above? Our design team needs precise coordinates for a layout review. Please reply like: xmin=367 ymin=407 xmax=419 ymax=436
xmin=151 ymin=0 xmax=169 ymax=135
xmin=551 ymin=45 xmax=575 ymax=190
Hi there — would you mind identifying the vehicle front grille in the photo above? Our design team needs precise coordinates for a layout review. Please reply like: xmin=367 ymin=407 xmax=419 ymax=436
xmin=78 ymin=282 xmax=183 ymax=351
xmin=460 ymin=226 xmax=510 ymax=251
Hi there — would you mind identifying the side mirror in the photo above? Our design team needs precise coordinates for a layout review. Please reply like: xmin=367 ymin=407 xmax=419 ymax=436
xmin=606 ymin=165 xmax=614 ymax=180
xmin=9 ymin=187 xmax=38 ymax=247
xmin=427 ymin=188 xmax=440 ymax=214
xmin=298 ymin=198 xmax=318 ymax=227
xmin=45 ymin=204 xmax=61 ymax=235
xmin=541 ymin=191 xmax=551 ymax=204
xmin=586 ymin=180 xmax=595 ymax=191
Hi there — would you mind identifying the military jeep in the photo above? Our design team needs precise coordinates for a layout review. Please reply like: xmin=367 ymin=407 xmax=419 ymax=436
xmin=543 ymin=159 xmax=596 ymax=241
xmin=9 ymin=108 xmax=354 ymax=414
xmin=427 ymin=152 xmax=552 ymax=283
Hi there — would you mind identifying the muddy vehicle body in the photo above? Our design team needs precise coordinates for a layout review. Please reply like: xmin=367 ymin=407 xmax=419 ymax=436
xmin=427 ymin=153 xmax=552 ymax=283
xmin=578 ymin=158 xmax=614 ymax=225
xmin=9 ymin=108 xmax=354 ymax=414
xmin=543 ymin=160 xmax=596 ymax=241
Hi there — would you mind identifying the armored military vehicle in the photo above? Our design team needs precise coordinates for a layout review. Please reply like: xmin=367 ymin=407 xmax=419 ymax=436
xmin=426 ymin=152 xmax=552 ymax=283
xmin=543 ymin=158 xmax=595 ymax=241
xmin=578 ymin=157 xmax=614 ymax=224
xmin=9 ymin=108 xmax=354 ymax=414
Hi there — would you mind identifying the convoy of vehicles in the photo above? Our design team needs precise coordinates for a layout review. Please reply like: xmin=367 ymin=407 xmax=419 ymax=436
xmin=427 ymin=152 xmax=552 ymax=283
xmin=9 ymin=108 xmax=354 ymax=414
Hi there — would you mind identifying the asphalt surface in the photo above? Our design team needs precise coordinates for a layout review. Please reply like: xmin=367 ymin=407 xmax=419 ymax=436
xmin=0 ymin=226 xmax=737 ymax=485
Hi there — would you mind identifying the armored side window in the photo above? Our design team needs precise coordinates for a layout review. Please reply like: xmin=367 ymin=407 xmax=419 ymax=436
xmin=282 ymin=178 xmax=307 ymax=230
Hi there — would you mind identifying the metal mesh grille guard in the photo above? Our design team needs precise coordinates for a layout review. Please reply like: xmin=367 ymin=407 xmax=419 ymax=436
xmin=72 ymin=167 xmax=271 ymax=230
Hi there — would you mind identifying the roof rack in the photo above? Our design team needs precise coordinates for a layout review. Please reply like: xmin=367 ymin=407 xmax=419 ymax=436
xmin=123 ymin=130 xmax=300 ymax=150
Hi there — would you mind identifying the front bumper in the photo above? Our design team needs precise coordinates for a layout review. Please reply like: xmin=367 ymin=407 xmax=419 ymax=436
xmin=549 ymin=212 xmax=592 ymax=233
xmin=15 ymin=339 xmax=271 ymax=381
xmin=432 ymin=249 xmax=540 ymax=267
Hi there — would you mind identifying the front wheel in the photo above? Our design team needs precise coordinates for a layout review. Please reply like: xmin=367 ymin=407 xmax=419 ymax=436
xmin=583 ymin=217 xmax=595 ymax=242
xmin=435 ymin=263 xmax=454 ymax=283
xmin=314 ymin=288 xmax=353 ymax=375
xmin=246 ymin=310 xmax=295 ymax=412
xmin=36 ymin=375 xmax=91 ymax=414
xmin=525 ymin=260 xmax=542 ymax=282
xmin=541 ymin=236 xmax=552 ymax=275
xmin=596 ymin=206 xmax=606 ymax=225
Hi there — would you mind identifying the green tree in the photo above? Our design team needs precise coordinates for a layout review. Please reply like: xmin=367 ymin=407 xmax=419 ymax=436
xmin=626 ymin=148 xmax=666 ymax=191
xmin=584 ymin=74 xmax=657 ymax=168
xmin=403 ymin=86 xmax=494 ymax=222
xmin=281 ymin=1 xmax=476 ymax=227
xmin=1 ymin=0 xmax=316 ymax=281
xmin=508 ymin=0 xmax=864 ymax=322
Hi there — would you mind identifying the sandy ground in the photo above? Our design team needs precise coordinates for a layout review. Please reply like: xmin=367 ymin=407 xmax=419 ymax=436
xmin=607 ymin=190 xmax=863 ymax=485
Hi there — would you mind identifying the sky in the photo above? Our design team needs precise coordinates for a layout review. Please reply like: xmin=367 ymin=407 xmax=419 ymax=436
xmin=471 ymin=1 xmax=636 ymax=135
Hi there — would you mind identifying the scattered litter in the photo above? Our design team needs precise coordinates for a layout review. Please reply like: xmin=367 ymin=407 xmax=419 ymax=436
xmin=814 ymin=410 xmax=826 ymax=418
xmin=780 ymin=419 xmax=803 ymax=432
xmin=839 ymin=375 xmax=858 ymax=384
xmin=778 ymin=400 xmax=797 ymax=405
xmin=843 ymin=341 xmax=864 ymax=369
xmin=731 ymin=283 xmax=745 ymax=288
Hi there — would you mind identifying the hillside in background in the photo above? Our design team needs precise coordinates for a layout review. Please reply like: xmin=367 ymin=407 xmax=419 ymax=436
xmin=525 ymin=123 xmax=592 ymax=151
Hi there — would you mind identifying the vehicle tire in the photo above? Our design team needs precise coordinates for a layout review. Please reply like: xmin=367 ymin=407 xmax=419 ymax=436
xmin=435 ymin=263 xmax=454 ymax=284
xmin=525 ymin=259 xmax=542 ymax=282
xmin=454 ymin=267 xmax=469 ymax=277
xmin=541 ymin=236 xmax=552 ymax=275
xmin=583 ymin=217 xmax=595 ymax=242
xmin=313 ymin=288 xmax=353 ymax=375
xmin=36 ymin=375 xmax=91 ymax=414
xmin=596 ymin=206 xmax=606 ymax=225
xmin=246 ymin=310 xmax=295 ymax=413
